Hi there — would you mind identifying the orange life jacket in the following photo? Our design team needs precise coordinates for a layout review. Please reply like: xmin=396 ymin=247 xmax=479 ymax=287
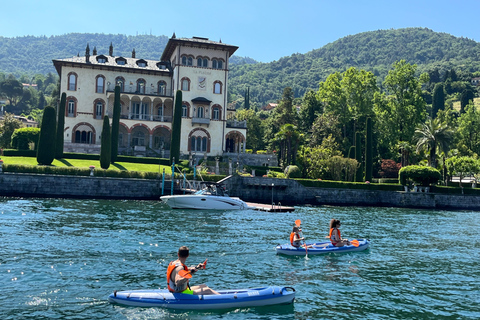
xmin=290 ymin=231 xmax=301 ymax=247
xmin=166 ymin=260 xmax=189 ymax=292
xmin=329 ymin=227 xmax=341 ymax=245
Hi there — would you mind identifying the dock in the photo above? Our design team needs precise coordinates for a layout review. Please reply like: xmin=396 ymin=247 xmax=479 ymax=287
xmin=246 ymin=202 xmax=295 ymax=212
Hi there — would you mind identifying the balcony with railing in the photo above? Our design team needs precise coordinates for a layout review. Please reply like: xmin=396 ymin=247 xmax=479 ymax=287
xmin=192 ymin=117 xmax=210 ymax=126
xmin=226 ymin=119 xmax=247 ymax=129
xmin=109 ymin=112 xmax=173 ymax=123
xmin=106 ymin=85 xmax=173 ymax=98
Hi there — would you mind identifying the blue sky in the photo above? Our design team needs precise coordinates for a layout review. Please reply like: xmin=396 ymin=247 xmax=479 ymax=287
xmin=2 ymin=0 xmax=479 ymax=62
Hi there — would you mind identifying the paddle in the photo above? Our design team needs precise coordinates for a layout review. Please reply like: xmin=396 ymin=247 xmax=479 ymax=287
xmin=350 ymin=239 xmax=359 ymax=247
xmin=295 ymin=219 xmax=308 ymax=256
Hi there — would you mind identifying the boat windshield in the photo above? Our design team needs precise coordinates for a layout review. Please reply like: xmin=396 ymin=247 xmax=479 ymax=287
xmin=194 ymin=184 xmax=226 ymax=196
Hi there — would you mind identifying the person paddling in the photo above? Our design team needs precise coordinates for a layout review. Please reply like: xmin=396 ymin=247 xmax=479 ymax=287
xmin=166 ymin=246 xmax=219 ymax=295
xmin=290 ymin=225 xmax=304 ymax=248
xmin=329 ymin=219 xmax=351 ymax=247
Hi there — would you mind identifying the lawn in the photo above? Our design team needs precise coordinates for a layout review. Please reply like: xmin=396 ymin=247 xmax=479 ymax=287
xmin=0 ymin=156 xmax=173 ymax=174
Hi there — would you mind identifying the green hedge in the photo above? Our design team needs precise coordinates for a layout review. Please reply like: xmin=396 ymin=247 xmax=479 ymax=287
xmin=295 ymin=178 xmax=404 ymax=191
xmin=1 ymin=163 xmax=173 ymax=179
xmin=399 ymin=165 xmax=442 ymax=186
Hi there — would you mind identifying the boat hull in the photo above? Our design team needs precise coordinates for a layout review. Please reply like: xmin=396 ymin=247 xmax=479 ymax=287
xmin=108 ymin=286 xmax=295 ymax=309
xmin=160 ymin=194 xmax=249 ymax=210
xmin=276 ymin=239 xmax=370 ymax=255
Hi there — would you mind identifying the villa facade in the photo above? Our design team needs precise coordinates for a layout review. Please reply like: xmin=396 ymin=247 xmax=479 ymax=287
xmin=53 ymin=35 xmax=247 ymax=159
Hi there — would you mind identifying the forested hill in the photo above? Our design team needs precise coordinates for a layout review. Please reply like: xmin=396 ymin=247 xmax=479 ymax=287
xmin=0 ymin=33 xmax=171 ymax=75
xmin=0 ymin=33 xmax=258 ymax=76
xmin=1 ymin=28 xmax=480 ymax=107
xmin=228 ymin=28 xmax=480 ymax=106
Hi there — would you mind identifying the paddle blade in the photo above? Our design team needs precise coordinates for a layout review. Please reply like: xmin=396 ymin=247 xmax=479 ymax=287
xmin=350 ymin=239 xmax=359 ymax=247
xmin=295 ymin=219 xmax=301 ymax=227
xmin=178 ymin=270 xmax=192 ymax=279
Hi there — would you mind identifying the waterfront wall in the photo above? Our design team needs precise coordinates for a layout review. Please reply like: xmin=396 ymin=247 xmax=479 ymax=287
xmin=1 ymin=173 xmax=480 ymax=210
xmin=223 ymin=176 xmax=480 ymax=211
xmin=0 ymin=173 xmax=166 ymax=200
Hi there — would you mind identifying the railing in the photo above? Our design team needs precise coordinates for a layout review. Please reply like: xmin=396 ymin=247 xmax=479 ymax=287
xmin=226 ymin=119 xmax=247 ymax=129
xmin=106 ymin=86 xmax=173 ymax=97
xmin=110 ymin=113 xmax=172 ymax=123
xmin=192 ymin=117 xmax=210 ymax=125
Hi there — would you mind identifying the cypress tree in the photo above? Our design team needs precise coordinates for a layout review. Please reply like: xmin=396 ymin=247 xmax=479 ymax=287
xmin=460 ymin=89 xmax=474 ymax=114
xmin=245 ymin=87 xmax=250 ymax=110
xmin=170 ymin=90 xmax=183 ymax=165
xmin=111 ymin=85 xmax=121 ymax=163
xmin=348 ymin=146 xmax=355 ymax=159
xmin=355 ymin=132 xmax=363 ymax=182
xmin=365 ymin=117 xmax=373 ymax=182
xmin=100 ymin=115 xmax=111 ymax=170
xmin=55 ymin=92 xmax=66 ymax=159
xmin=431 ymin=83 xmax=445 ymax=118
xmin=36 ymin=106 xmax=57 ymax=165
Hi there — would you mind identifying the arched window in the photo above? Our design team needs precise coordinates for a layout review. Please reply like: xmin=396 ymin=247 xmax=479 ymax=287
xmin=182 ymin=56 xmax=193 ymax=66
xmin=68 ymin=73 xmax=77 ymax=91
xmin=157 ymin=81 xmax=166 ymax=95
xmin=96 ymin=75 xmax=105 ymax=93
xmin=212 ymin=106 xmax=221 ymax=120
xmin=190 ymin=135 xmax=208 ymax=152
xmin=181 ymin=78 xmax=190 ymax=91
xmin=115 ymin=77 xmax=125 ymax=92
xmin=75 ymin=130 xmax=93 ymax=144
xmin=197 ymin=57 xmax=208 ymax=67
xmin=213 ymin=81 xmax=222 ymax=94
xmin=93 ymin=99 xmax=105 ymax=119
xmin=182 ymin=104 xmax=189 ymax=117
xmin=137 ymin=79 xmax=146 ymax=94
xmin=132 ymin=131 xmax=145 ymax=146
xmin=67 ymin=99 xmax=76 ymax=117
xmin=212 ymin=59 xmax=224 ymax=69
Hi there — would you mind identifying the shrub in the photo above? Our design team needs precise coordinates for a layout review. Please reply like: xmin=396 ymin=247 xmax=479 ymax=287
xmin=379 ymin=159 xmax=401 ymax=178
xmin=11 ymin=127 xmax=40 ymax=150
xmin=285 ymin=165 xmax=302 ymax=178
xmin=399 ymin=165 xmax=442 ymax=186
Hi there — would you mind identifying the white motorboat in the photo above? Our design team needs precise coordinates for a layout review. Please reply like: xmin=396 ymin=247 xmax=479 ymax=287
xmin=160 ymin=182 xmax=250 ymax=210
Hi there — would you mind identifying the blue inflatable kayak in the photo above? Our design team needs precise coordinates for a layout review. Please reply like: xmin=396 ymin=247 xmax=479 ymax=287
xmin=108 ymin=286 xmax=295 ymax=309
xmin=276 ymin=239 xmax=370 ymax=255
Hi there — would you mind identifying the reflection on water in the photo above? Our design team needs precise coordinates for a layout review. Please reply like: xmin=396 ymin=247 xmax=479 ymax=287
xmin=0 ymin=198 xmax=479 ymax=319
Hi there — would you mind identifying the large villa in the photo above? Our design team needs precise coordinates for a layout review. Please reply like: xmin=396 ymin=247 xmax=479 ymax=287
xmin=53 ymin=34 xmax=247 ymax=160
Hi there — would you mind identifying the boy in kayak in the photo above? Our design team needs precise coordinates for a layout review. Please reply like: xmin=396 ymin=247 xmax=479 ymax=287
xmin=167 ymin=246 xmax=219 ymax=295
xmin=329 ymin=219 xmax=351 ymax=247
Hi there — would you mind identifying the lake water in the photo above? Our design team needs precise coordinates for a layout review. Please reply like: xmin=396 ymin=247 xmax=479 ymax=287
xmin=1 ymin=198 xmax=479 ymax=319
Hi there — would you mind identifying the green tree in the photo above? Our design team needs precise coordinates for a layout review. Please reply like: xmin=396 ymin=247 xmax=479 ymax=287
xmin=244 ymin=87 xmax=250 ymax=110
xmin=299 ymin=90 xmax=322 ymax=133
xmin=55 ymin=92 xmax=66 ymax=159
xmin=0 ymin=77 xmax=24 ymax=107
xmin=100 ymin=115 xmax=111 ymax=170
xmin=111 ymin=85 xmax=121 ymax=163
xmin=170 ymin=90 xmax=183 ymax=164
xmin=460 ymin=89 xmax=474 ymax=114
xmin=455 ymin=103 xmax=480 ymax=155
xmin=355 ymin=132 xmax=363 ymax=182
xmin=0 ymin=113 xmax=23 ymax=148
xmin=365 ymin=117 xmax=373 ymax=182
xmin=36 ymin=106 xmax=56 ymax=165
xmin=431 ymin=83 xmax=445 ymax=118
xmin=375 ymin=60 xmax=426 ymax=157
xmin=414 ymin=117 xmax=453 ymax=167
xmin=236 ymin=109 xmax=264 ymax=152
xmin=274 ymin=124 xmax=301 ymax=167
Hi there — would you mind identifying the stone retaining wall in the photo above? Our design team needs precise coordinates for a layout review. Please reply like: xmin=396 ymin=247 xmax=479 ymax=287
xmin=1 ymin=173 xmax=480 ymax=210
